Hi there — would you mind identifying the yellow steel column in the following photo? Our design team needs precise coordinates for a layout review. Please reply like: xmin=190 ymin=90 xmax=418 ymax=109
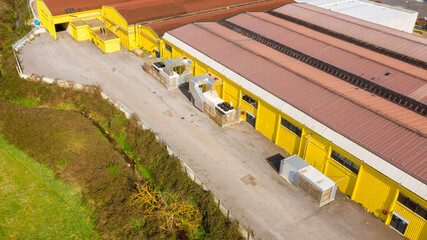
xmin=351 ymin=164 xmax=364 ymax=200
xmin=385 ymin=187 xmax=400 ymax=225
xmin=323 ymin=145 xmax=332 ymax=174
xmin=221 ymin=79 xmax=226 ymax=99
xmin=255 ymin=100 xmax=261 ymax=130
xmin=297 ymin=128 xmax=306 ymax=157
xmin=238 ymin=88 xmax=242 ymax=107
xmin=51 ymin=20 xmax=57 ymax=40
xmin=274 ymin=114 xmax=281 ymax=144
xmin=159 ymin=39 xmax=164 ymax=58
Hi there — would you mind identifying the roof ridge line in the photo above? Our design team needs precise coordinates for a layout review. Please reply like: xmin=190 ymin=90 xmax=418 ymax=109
xmin=192 ymin=22 xmax=426 ymax=139
xmin=245 ymin=12 xmax=427 ymax=83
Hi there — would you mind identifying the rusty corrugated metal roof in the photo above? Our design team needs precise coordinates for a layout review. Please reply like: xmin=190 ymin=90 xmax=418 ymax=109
xmin=271 ymin=3 xmax=427 ymax=65
xmin=43 ymin=0 xmax=288 ymax=21
xmin=108 ymin=0 xmax=283 ymax=25
xmin=223 ymin=12 xmax=427 ymax=106
xmin=43 ymin=0 xmax=126 ymax=16
xmin=167 ymin=22 xmax=427 ymax=183
xmin=147 ymin=0 xmax=293 ymax=36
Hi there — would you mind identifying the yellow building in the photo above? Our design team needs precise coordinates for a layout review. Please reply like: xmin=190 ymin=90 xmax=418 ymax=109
xmin=37 ymin=0 xmax=288 ymax=54
xmin=160 ymin=16 xmax=427 ymax=240
xmin=37 ymin=0 xmax=121 ymax=53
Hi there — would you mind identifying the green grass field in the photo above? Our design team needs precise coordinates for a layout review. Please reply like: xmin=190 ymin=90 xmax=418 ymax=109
xmin=0 ymin=134 xmax=97 ymax=239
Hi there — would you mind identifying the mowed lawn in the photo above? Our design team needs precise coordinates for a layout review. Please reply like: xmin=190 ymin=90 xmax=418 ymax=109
xmin=0 ymin=134 xmax=97 ymax=239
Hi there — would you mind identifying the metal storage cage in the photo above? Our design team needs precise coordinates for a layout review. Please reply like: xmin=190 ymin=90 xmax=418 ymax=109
xmin=280 ymin=155 xmax=337 ymax=207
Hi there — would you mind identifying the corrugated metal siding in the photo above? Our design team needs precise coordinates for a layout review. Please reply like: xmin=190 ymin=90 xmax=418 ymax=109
xmin=167 ymin=23 xmax=427 ymax=184
xmin=393 ymin=203 xmax=427 ymax=239
xmin=354 ymin=164 xmax=396 ymax=219
xmin=224 ymin=13 xmax=427 ymax=104
xmin=272 ymin=3 xmax=427 ymax=63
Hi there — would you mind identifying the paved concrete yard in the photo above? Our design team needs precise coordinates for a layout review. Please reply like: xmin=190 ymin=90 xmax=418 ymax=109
xmin=19 ymin=31 xmax=403 ymax=240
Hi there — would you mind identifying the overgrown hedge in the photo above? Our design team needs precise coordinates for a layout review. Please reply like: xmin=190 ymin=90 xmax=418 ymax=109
xmin=0 ymin=0 xmax=244 ymax=239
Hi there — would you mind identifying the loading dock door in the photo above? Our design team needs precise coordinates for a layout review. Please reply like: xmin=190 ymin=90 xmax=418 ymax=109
xmin=390 ymin=212 xmax=408 ymax=235
xmin=246 ymin=111 xmax=256 ymax=128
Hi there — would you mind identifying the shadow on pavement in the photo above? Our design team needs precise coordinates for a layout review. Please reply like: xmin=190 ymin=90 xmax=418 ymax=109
xmin=266 ymin=153 xmax=286 ymax=173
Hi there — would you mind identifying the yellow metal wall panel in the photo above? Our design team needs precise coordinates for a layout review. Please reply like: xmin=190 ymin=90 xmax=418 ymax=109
xmin=53 ymin=11 xmax=101 ymax=24
xmin=103 ymin=6 xmax=133 ymax=49
xmin=354 ymin=165 xmax=396 ymax=221
xmin=78 ymin=26 xmax=90 ymax=41
xmin=37 ymin=0 xmax=56 ymax=39
xmin=89 ymin=30 xmax=105 ymax=52
xmin=71 ymin=25 xmax=90 ymax=41
xmin=326 ymin=159 xmax=357 ymax=196
xmin=258 ymin=102 xmax=278 ymax=140
xmin=393 ymin=203 xmax=426 ymax=240
xmin=103 ymin=6 xmax=129 ymax=31
xmin=277 ymin=126 xmax=300 ymax=154
xmin=162 ymin=40 xmax=173 ymax=60
xmin=302 ymin=135 xmax=328 ymax=172
xmin=114 ymin=28 xmax=129 ymax=49
xmin=224 ymin=79 xmax=240 ymax=108
xmin=140 ymin=27 xmax=160 ymax=53
xmin=70 ymin=23 xmax=77 ymax=39
xmin=171 ymin=43 xmax=183 ymax=59
xmin=104 ymin=39 xmax=121 ymax=53
xmin=194 ymin=60 xmax=209 ymax=76
xmin=127 ymin=26 xmax=139 ymax=50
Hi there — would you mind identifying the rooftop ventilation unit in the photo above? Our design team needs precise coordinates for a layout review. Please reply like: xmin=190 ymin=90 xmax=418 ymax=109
xmin=65 ymin=8 xmax=76 ymax=14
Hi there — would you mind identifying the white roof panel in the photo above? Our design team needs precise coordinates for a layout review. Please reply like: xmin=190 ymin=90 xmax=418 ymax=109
xmin=299 ymin=166 xmax=336 ymax=191
xmin=295 ymin=0 xmax=417 ymax=24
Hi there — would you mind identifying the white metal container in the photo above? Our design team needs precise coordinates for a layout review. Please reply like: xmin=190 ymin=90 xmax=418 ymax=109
xmin=280 ymin=155 xmax=337 ymax=207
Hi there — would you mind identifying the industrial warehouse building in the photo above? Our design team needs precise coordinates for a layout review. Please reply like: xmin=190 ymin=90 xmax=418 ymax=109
xmin=36 ymin=0 xmax=292 ymax=53
xmin=295 ymin=0 xmax=418 ymax=33
xmin=159 ymin=4 xmax=426 ymax=239
xmin=36 ymin=0 xmax=427 ymax=239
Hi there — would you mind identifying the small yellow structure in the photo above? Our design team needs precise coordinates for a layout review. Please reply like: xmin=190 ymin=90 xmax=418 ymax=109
xmin=37 ymin=0 xmax=161 ymax=54
xmin=69 ymin=18 xmax=121 ymax=53
xmin=102 ymin=6 xmax=160 ymax=52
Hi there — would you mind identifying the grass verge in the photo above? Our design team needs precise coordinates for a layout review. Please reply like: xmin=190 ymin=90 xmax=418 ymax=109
xmin=0 ymin=134 xmax=97 ymax=239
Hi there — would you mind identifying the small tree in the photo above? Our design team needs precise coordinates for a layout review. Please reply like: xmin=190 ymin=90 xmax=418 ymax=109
xmin=130 ymin=183 xmax=201 ymax=235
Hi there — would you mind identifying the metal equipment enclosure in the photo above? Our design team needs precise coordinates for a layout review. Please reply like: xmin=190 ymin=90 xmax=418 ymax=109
xmin=280 ymin=155 xmax=337 ymax=207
